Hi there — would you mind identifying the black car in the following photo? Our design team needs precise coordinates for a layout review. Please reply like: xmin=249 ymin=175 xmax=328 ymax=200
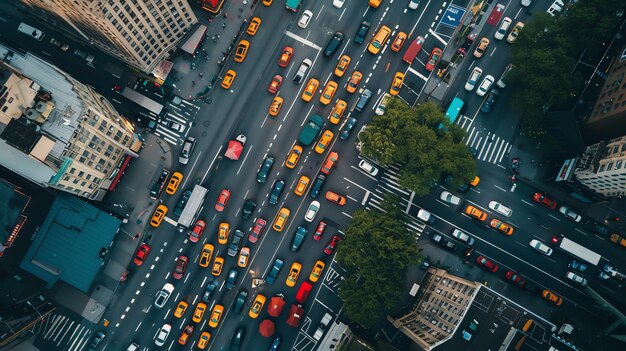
xmin=269 ymin=180 xmax=285 ymax=205
xmin=242 ymin=199 xmax=256 ymax=219
xmin=233 ymin=289 xmax=248 ymax=314
xmin=149 ymin=169 xmax=170 ymax=199
xmin=310 ymin=174 xmax=326 ymax=198
xmin=231 ymin=328 xmax=245 ymax=351
xmin=228 ymin=230 xmax=245 ymax=257
xmin=432 ymin=233 xmax=457 ymax=252
xmin=324 ymin=31 xmax=345 ymax=57
xmin=354 ymin=21 xmax=371 ymax=44
xmin=88 ymin=331 xmax=106 ymax=351
xmin=257 ymin=156 xmax=274 ymax=183
xmin=481 ymin=88 xmax=499 ymax=113
xmin=291 ymin=226 xmax=308 ymax=251
xmin=226 ymin=268 xmax=238 ymax=290
xmin=202 ymin=281 xmax=217 ymax=302
xmin=354 ymin=89 xmax=372 ymax=112
xmin=266 ymin=258 xmax=284 ymax=284
xmin=340 ymin=117 xmax=357 ymax=140
xmin=174 ymin=189 xmax=192 ymax=216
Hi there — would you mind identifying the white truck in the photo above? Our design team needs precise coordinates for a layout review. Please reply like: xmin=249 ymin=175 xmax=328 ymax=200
xmin=18 ymin=23 xmax=44 ymax=41
xmin=313 ymin=313 xmax=333 ymax=341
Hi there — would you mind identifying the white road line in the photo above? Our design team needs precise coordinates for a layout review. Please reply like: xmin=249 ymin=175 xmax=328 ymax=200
xmin=494 ymin=185 xmax=507 ymax=192
xmin=284 ymin=31 xmax=322 ymax=50
xmin=427 ymin=28 xmax=448 ymax=46
xmin=521 ymin=199 xmax=534 ymax=207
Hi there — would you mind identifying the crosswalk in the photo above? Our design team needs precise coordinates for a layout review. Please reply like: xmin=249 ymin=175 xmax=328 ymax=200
xmin=38 ymin=313 xmax=93 ymax=351
xmin=458 ymin=117 xmax=512 ymax=164
xmin=362 ymin=163 xmax=429 ymax=239
xmin=153 ymin=99 xmax=200 ymax=145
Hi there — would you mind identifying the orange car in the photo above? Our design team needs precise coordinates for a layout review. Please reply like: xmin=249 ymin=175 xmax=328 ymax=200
xmin=346 ymin=71 xmax=362 ymax=93
xmin=490 ymin=219 xmax=514 ymax=235
xmin=391 ymin=32 xmax=407 ymax=52
xmin=268 ymin=96 xmax=283 ymax=116
xmin=302 ymin=78 xmax=319 ymax=102
xmin=334 ymin=55 xmax=351 ymax=77
xmin=278 ymin=46 xmax=294 ymax=67
xmin=325 ymin=191 xmax=346 ymax=205
xmin=320 ymin=152 xmax=338 ymax=175
xmin=320 ymin=81 xmax=338 ymax=105
xmin=465 ymin=205 xmax=487 ymax=221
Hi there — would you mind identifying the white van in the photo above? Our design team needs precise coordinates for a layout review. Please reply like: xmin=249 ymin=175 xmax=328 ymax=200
xmin=18 ymin=23 xmax=44 ymax=41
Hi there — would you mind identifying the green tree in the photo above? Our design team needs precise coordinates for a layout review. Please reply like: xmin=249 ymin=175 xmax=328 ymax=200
xmin=336 ymin=196 xmax=421 ymax=327
xmin=359 ymin=100 xmax=476 ymax=195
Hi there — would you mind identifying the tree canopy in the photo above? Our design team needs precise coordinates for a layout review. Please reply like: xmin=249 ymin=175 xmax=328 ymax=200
xmin=359 ymin=99 xmax=476 ymax=196
xmin=336 ymin=196 xmax=421 ymax=328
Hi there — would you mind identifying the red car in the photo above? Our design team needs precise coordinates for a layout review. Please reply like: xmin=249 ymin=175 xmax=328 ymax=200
xmin=324 ymin=235 xmax=341 ymax=255
xmin=268 ymin=74 xmax=283 ymax=94
xmin=313 ymin=221 xmax=327 ymax=241
xmin=476 ymin=255 xmax=498 ymax=272
xmin=173 ymin=255 xmax=188 ymax=279
xmin=278 ymin=46 xmax=294 ymax=67
xmin=189 ymin=219 xmax=206 ymax=243
xmin=425 ymin=48 xmax=442 ymax=71
xmin=249 ymin=217 xmax=267 ymax=244
xmin=215 ymin=189 xmax=231 ymax=212
xmin=133 ymin=243 xmax=151 ymax=266
xmin=504 ymin=270 xmax=527 ymax=287
xmin=533 ymin=192 xmax=557 ymax=209
xmin=487 ymin=4 xmax=505 ymax=26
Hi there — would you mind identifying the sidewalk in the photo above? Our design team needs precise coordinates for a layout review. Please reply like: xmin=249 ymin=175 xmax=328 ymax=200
xmin=168 ymin=1 xmax=257 ymax=103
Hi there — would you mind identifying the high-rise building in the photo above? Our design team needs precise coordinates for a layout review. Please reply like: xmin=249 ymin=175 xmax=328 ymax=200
xmin=0 ymin=44 xmax=141 ymax=200
xmin=19 ymin=0 xmax=198 ymax=73
xmin=573 ymin=135 xmax=626 ymax=197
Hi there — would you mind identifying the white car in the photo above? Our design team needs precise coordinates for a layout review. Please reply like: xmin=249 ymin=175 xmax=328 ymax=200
xmin=488 ymin=201 xmax=512 ymax=217
xmin=298 ymin=10 xmax=313 ymax=29
xmin=521 ymin=0 xmax=532 ymax=6
xmin=476 ymin=75 xmax=494 ymax=96
xmin=154 ymin=283 xmax=174 ymax=308
xmin=529 ymin=239 xmax=553 ymax=256
xmin=565 ymin=271 xmax=588 ymax=286
xmin=559 ymin=206 xmax=582 ymax=222
xmin=375 ymin=93 xmax=391 ymax=116
xmin=452 ymin=229 xmax=474 ymax=245
xmin=547 ymin=0 xmax=564 ymax=17
xmin=440 ymin=191 xmax=460 ymax=205
xmin=154 ymin=323 xmax=171 ymax=346
xmin=358 ymin=159 xmax=379 ymax=176
xmin=464 ymin=67 xmax=483 ymax=91
xmin=408 ymin=0 xmax=421 ymax=10
xmin=494 ymin=17 xmax=512 ymax=40
xmin=417 ymin=209 xmax=435 ymax=224
xmin=332 ymin=0 xmax=345 ymax=8
xmin=305 ymin=201 xmax=320 ymax=222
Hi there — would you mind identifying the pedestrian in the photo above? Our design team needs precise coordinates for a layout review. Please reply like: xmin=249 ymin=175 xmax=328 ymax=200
xmin=223 ymin=12 xmax=228 ymax=18
xmin=222 ymin=22 xmax=226 ymax=29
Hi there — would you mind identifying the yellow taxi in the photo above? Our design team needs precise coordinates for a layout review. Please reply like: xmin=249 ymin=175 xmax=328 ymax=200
xmin=247 ymin=17 xmax=261 ymax=36
xmin=369 ymin=0 xmax=382 ymax=8
xmin=294 ymin=175 xmax=310 ymax=196
xmin=309 ymin=260 xmax=325 ymax=283
xmin=286 ymin=262 xmax=302 ymax=287
xmin=193 ymin=302 xmax=207 ymax=323
xmin=263 ymin=0 xmax=273 ymax=6
xmin=248 ymin=294 xmax=266 ymax=319
xmin=234 ymin=40 xmax=250 ymax=63
xmin=368 ymin=25 xmax=391 ymax=54
xmin=208 ymin=304 xmax=224 ymax=328
xmin=301 ymin=78 xmax=319 ymax=102
xmin=165 ymin=172 xmax=183 ymax=195
xmin=211 ymin=256 xmax=224 ymax=277
xmin=329 ymin=99 xmax=347 ymax=124
xmin=346 ymin=71 xmax=362 ymax=93
xmin=334 ymin=55 xmax=351 ymax=77
xmin=237 ymin=247 xmax=250 ymax=268
xmin=174 ymin=300 xmax=188 ymax=318
xmin=217 ymin=222 xmax=230 ymax=245
xmin=389 ymin=72 xmax=405 ymax=96
xmin=391 ymin=32 xmax=407 ymax=52
xmin=319 ymin=81 xmax=338 ymax=105
xmin=490 ymin=219 xmax=514 ymax=235
xmin=268 ymin=96 xmax=283 ymax=117
xmin=199 ymin=244 xmax=214 ymax=267
xmin=286 ymin=145 xmax=303 ymax=169
xmin=150 ymin=204 xmax=167 ymax=227
xmin=315 ymin=130 xmax=334 ymax=154
xmin=221 ymin=70 xmax=236 ymax=89
xmin=197 ymin=331 xmax=211 ymax=349
xmin=465 ymin=205 xmax=487 ymax=221
xmin=272 ymin=207 xmax=290 ymax=232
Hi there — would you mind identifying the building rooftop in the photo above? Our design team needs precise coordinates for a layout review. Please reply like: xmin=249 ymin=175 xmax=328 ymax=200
xmin=19 ymin=195 xmax=120 ymax=293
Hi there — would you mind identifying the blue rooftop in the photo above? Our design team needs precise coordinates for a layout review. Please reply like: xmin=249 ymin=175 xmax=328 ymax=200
xmin=20 ymin=195 xmax=120 ymax=293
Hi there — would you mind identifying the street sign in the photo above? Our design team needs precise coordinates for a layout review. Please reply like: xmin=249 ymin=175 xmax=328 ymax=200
xmin=441 ymin=6 xmax=466 ymax=28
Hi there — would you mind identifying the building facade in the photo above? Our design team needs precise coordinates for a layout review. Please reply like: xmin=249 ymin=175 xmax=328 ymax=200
xmin=0 ymin=44 xmax=140 ymax=200
xmin=573 ymin=135 xmax=626 ymax=197
xmin=19 ymin=0 xmax=198 ymax=73
xmin=388 ymin=268 xmax=479 ymax=351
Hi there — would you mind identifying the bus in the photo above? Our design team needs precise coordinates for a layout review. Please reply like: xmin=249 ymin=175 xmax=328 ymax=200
xmin=557 ymin=236 xmax=602 ymax=266
xmin=285 ymin=0 xmax=301 ymax=12
xmin=438 ymin=97 xmax=464 ymax=130
xmin=121 ymin=87 xmax=164 ymax=116
xmin=177 ymin=185 xmax=208 ymax=229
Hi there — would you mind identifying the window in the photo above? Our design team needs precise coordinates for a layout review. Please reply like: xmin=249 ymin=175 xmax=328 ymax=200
xmin=616 ymin=160 xmax=623 ymax=169
xmin=607 ymin=163 xmax=613 ymax=171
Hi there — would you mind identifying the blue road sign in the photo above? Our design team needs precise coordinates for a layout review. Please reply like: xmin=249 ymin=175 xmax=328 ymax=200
xmin=441 ymin=6 xmax=466 ymax=28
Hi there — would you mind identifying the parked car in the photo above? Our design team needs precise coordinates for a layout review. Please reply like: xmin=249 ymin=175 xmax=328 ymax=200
xmin=451 ymin=229 xmax=474 ymax=245
xmin=565 ymin=271 xmax=588 ymax=286
xmin=440 ymin=191 xmax=460 ymax=205
xmin=488 ymin=201 xmax=512 ymax=217
xmin=505 ymin=270 xmax=527 ymax=287
xmin=476 ymin=255 xmax=498 ymax=272
xmin=314 ymin=221 xmax=327 ymax=241
xmin=324 ymin=235 xmax=341 ymax=255
xmin=529 ymin=239 xmax=553 ymax=256
xmin=133 ymin=244 xmax=151 ymax=266
xmin=533 ymin=192 xmax=557 ymax=209
xmin=88 ymin=331 xmax=106 ymax=351
xmin=559 ymin=206 xmax=582 ymax=222
xmin=432 ymin=233 xmax=458 ymax=251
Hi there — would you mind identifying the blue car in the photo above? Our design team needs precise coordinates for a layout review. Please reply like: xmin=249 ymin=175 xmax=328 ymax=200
xmin=270 ymin=336 xmax=281 ymax=351
xmin=266 ymin=258 xmax=284 ymax=284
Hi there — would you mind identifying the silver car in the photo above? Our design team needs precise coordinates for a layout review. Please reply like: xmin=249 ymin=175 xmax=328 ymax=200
xmin=476 ymin=75 xmax=494 ymax=96
xmin=559 ymin=206 xmax=581 ymax=222
xmin=154 ymin=283 xmax=174 ymax=308
xmin=565 ymin=271 xmax=588 ymax=286
xmin=358 ymin=159 xmax=379 ymax=176
xmin=489 ymin=201 xmax=512 ymax=217
xmin=465 ymin=67 xmax=482 ymax=91
xmin=440 ymin=191 xmax=460 ymax=205
xmin=154 ymin=324 xmax=171 ymax=346
xmin=529 ymin=239 xmax=553 ymax=256
xmin=305 ymin=201 xmax=320 ymax=222
xmin=298 ymin=10 xmax=313 ymax=28
xmin=452 ymin=229 xmax=474 ymax=245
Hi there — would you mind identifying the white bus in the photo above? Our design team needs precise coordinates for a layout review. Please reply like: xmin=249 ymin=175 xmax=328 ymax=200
xmin=558 ymin=237 xmax=602 ymax=266
xmin=18 ymin=23 xmax=44 ymax=41
xmin=177 ymin=185 xmax=208 ymax=229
